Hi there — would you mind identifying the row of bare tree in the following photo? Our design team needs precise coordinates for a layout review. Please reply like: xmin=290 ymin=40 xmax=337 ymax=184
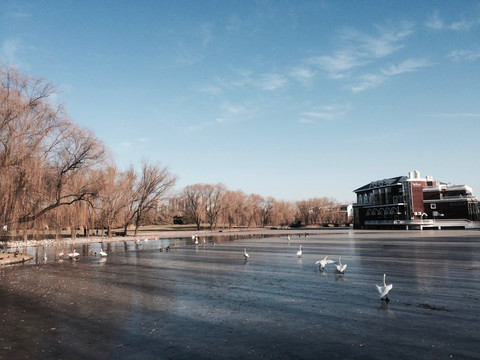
xmin=0 ymin=66 xmax=176 ymax=240
xmin=0 ymin=66 xmax=347 ymax=240
xmin=174 ymin=185 xmax=346 ymax=230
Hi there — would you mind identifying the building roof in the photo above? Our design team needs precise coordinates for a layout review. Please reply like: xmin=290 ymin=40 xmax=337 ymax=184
xmin=353 ymin=176 xmax=407 ymax=193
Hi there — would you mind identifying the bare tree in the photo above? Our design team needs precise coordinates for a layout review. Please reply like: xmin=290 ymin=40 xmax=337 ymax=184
xmin=203 ymin=183 xmax=226 ymax=230
xmin=220 ymin=190 xmax=247 ymax=229
xmin=18 ymin=122 xmax=105 ymax=224
xmin=0 ymin=66 xmax=106 ymax=235
xmin=96 ymin=166 xmax=136 ymax=237
xmin=131 ymin=161 xmax=176 ymax=237
xmin=272 ymin=200 xmax=296 ymax=227
xmin=245 ymin=194 xmax=264 ymax=228
xmin=182 ymin=184 xmax=205 ymax=230
xmin=259 ymin=197 xmax=275 ymax=227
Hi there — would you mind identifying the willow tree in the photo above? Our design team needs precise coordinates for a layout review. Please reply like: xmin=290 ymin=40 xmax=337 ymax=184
xmin=203 ymin=183 xmax=226 ymax=230
xmin=219 ymin=190 xmax=247 ymax=229
xmin=182 ymin=184 xmax=204 ymax=230
xmin=0 ymin=66 xmax=105 ymax=238
xmin=96 ymin=166 xmax=136 ymax=237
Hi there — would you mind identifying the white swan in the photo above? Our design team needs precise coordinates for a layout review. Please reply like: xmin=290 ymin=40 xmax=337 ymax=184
xmin=376 ymin=273 xmax=393 ymax=302
xmin=287 ymin=235 xmax=291 ymax=241
xmin=244 ymin=248 xmax=249 ymax=260
xmin=68 ymin=250 xmax=80 ymax=259
xmin=99 ymin=248 xmax=107 ymax=257
xmin=58 ymin=250 xmax=64 ymax=257
xmin=296 ymin=245 xmax=302 ymax=257
xmin=315 ymin=255 xmax=334 ymax=270
xmin=43 ymin=253 xmax=47 ymax=262
xmin=335 ymin=257 xmax=347 ymax=273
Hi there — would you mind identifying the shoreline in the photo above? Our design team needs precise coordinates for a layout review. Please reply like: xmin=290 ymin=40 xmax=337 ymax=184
xmin=3 ymin=226 xmax=477 ymax=266
xmin=0 ymin=227 xmax=349 ymax=265
xmin=3 ymin=226 xmax=354 ymax=249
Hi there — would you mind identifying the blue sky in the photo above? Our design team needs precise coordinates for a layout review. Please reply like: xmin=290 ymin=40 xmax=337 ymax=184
xmin=1 ymin=1 xmax=479 ymax=203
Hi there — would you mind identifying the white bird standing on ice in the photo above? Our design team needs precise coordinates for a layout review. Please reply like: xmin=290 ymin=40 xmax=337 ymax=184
xmin=335 ymin=257 xmax=347 ymax=273
xmin=376 ymin=273 xmax=393 ymax=302
xmin=296 ymin=245 xmax=303 ymax=257
xmin=68 ymin=250 xmax=80 ymax=259
xmin=243 ymin=248 xmax=249 ymax=260
xmin=100 ymin=248 xmax=107 ymax=257
xmin=315 ymin=255 xmax=334 ymax=270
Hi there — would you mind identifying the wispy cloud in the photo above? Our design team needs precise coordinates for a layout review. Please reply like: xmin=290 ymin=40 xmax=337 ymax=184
xmin=339 ymin=22 xmax=413 ymax=58
xmin=196 ymin=68 xmax=288 ymax=97
xmin=5 ymin=11 xmax=32 ymax=20
xmin=307 ymin=50 xmax=365 ymax=79
xmin=297 ymin=118 xmax=314 ymax=124
xmin=349 ymin=58 xmax=431 ymax=92
xmin=383 ymin=58 xmax=431 ymax=76
xmin=186 ymin=102 xmax=257 ymax=132
xmin=426 ymin=10 xmax=479 ymax=31
xmin=302 ymin=111 xmax=337 ymax=121
xmin=448 ymin=49 xmax=480 ymax=62
xmin=349 ymin=73 xmax=384 ymax=93
xmin=196 ymin=84 xmax=223 ymax=95
xmin=426 ymin=113 xmax=480 ymax=119
xmin=289 ymin=66 xmax=316 ymax=85
xmin=254 ymin=73 xmax=288 ymax=91
xmin=307 ymin=22 xmax=414 ymax=79
xmin=425 ymin=11 xmax=444 ymax=30
xmin=198 ymin=23 xmax=213 ymax=48
xmin=298 ymin=104 xmax=347 ymax=124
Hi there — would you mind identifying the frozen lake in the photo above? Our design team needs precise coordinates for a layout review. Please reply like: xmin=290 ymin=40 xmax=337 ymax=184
xmin=1 ymin=230 xmax=479 ymax=359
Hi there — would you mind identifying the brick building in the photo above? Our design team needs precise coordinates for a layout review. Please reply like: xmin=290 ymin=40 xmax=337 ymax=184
xmin=353 ymin=171 xmax=479 ymax=230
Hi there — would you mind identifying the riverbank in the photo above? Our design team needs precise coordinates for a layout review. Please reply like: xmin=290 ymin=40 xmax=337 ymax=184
xmin=2 ymin=226 xmax=350 ymax=250
xmin=1 ymin=227 xmax=351 ymax=266
xmin=0 ymin=252 xmax=33 ymax=265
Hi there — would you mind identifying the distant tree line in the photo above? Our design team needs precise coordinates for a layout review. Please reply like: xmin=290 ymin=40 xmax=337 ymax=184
xmin=0 ymin=66 xmax=347 ymax=240
xmin=173 ymin=184 xmax=346 ymax=230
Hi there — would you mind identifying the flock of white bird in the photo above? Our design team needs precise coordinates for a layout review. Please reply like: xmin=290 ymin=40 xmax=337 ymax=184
xmin=41 ymin=233 xmax=394 ymax=302
xmin=44 ymin=247 xmax=107 ymax=262
xmin=244 ymin=235 xmax=393 ymax=302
